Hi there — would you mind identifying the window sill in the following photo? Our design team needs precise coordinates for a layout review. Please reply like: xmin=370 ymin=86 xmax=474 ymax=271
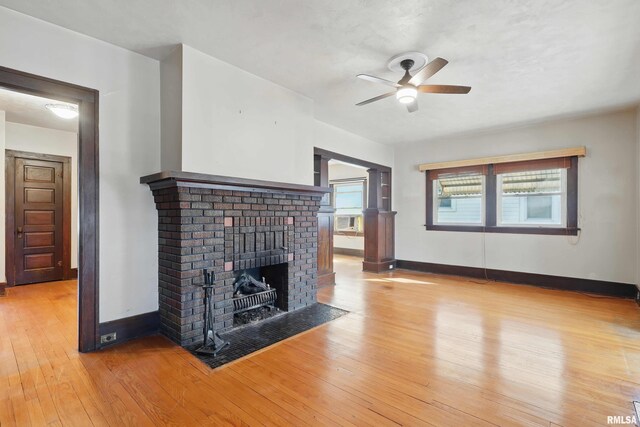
xmin=425 ymin=225 xmax=579 ymax=236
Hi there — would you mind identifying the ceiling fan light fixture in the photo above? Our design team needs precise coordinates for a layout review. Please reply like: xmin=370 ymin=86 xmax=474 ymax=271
xmin=396 ymin=85 xmax=417 ymax=104
xmin=45 ymin=103 xmax=78 ymax=119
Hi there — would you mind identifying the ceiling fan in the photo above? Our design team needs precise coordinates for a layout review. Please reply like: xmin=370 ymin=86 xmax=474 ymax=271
xmin=356 ymin=56 xmax=471 ymax=113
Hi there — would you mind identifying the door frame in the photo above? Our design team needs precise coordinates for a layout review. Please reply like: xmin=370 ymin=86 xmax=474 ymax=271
xmin=313 ymin=147 xmax=396 ymax=275
xmin=0 ymin=66 xmax=99 ymax=352
xmin=6 ymin=150 xmax=73 ymax=285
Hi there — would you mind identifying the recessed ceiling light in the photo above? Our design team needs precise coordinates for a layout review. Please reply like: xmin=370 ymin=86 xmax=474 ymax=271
xmin=45 ymin=103 xmax=78 ymax=119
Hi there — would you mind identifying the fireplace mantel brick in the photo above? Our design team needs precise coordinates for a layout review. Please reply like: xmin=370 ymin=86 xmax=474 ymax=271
xmin=152 ymin=184 xmax=322 ymax=346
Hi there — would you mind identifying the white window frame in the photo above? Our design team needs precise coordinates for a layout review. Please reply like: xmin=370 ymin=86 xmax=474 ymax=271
xmin=332 ymin=180 xmax=366 ymax=233
xmin=432 ymin=175 xmax=486 ymax=226
xmin=496 ymin=169 xmax=567 ymax=228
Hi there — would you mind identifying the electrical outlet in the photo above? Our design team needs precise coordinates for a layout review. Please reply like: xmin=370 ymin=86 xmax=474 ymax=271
xmin=100 ymin=332 xmax=116 ymax=344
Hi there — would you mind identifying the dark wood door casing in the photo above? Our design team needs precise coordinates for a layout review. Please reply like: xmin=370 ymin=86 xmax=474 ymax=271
xmin=0 ymin=65 xmax=99 ymax=352
xmin=313 ymin=148 xmax=396 ymax=276
xmin=6 ymin=150 xmax=72 ymax=286
xmin=314 ymin=153 xmax=336 ymax=286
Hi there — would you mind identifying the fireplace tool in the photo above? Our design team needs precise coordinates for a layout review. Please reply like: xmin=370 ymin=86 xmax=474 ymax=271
xmin=195 ymin=269 xmax=230 ymax=356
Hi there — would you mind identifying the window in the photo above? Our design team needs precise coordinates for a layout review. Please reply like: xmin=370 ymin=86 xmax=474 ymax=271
xmin=332 ymin=180 xmax=366 ymax=233
xmin=433 ymin=172 xmax=485 ymax=225
xmin=425 ymin=156 xmax=578 ymax=235
xmin=497 ymin=169 xmax=565 ymax=227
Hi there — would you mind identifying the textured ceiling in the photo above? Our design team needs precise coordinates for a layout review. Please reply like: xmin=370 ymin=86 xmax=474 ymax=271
xmin=0 ymin=88 xmax=78 ymax=132
xmin=1 ymin=0 xmax=638 ymax=144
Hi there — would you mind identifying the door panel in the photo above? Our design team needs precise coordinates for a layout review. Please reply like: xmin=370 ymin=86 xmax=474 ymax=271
xmin=24 ymin=232 xmax=55 ymax=248
xmin=13 ymin=157 xmax=64 ymax=284
xmin=25 ymin=188 xmax=54 ymax=203
xmin=24 ymin=253 xmax=55 ymax=270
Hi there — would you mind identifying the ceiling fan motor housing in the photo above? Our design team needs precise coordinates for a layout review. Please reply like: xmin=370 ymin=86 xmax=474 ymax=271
xmin=400 ymin=59 xmax=415 ymax=71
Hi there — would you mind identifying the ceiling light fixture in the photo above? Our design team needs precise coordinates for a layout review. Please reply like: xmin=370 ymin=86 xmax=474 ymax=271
xmin=45 ymin=103 xmax=78 ymax=119
xmin=356 ymin=53 xmax=471 ymax=113
xmin=396 ymin=85 xmax=417 ymax=104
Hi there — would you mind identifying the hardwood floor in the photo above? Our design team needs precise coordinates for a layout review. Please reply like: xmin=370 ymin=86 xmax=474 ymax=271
xmin=1 ymin=255 xmax=639 ymax=426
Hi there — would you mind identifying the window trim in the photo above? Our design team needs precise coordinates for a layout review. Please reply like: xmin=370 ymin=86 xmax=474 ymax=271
xmin=496 ymin=168 xmax=567 ymax=228
xmin=432 ymin=175 xmax=486 ymax=227
xmin=425 ymin=157 xmax=579 ymax=236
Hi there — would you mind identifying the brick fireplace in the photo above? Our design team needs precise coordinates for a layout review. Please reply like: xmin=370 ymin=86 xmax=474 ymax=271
xmin=140 ymin=171 xmax=330 ymax=346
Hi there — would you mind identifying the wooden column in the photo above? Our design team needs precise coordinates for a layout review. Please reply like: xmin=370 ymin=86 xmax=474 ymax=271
xmin=315 ymin=154 xmax=336 ymax=286
xmin=363 ymin=169 xmax=397 ymax=273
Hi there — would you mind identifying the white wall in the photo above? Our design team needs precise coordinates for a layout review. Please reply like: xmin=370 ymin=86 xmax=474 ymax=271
xmin=4 ymin=122 xmax=78 ymax=269
xmin=168 ymin=44 xmax=393 ymax=255
xmin=172 ymin=45 xmax=393 ymax=185
xmin=160 ymin=45 xmax=182 ymax=171
xmin=181 ymin=45 xmax=316 ymax=184
xmin=395 ymin=108 xmax=638 ymax=285
xmin=328 ymin=163 xmax=368 ymax=180
xmin=314 ymin=120 xmax=393 ymax=179
xmin=0 ymin=7 xmax=161 ymax=322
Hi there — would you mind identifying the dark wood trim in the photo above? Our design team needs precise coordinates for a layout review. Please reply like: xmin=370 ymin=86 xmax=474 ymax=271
xmin=425 ymin=156 xmax=580 ymax=236
xmin=0 ymin=282 xmax=5 ymax=297
xmin=0 ymin=66 xmax=100 ymax=353
xmin=313 ymin=147 xmax=391 ymax=172
xmin=334 ymin=247 xmax=364 ymax=257
xmin=431 ymin=164 xmax=489 ymax=178
xmin=396 ymin=259 xmax=637 ymax=298
xmin=62 ymin=157 xmax=72 ymax=280
xmin=485 ymin=165 xmax=497 ymax=227
xmin=367 ymin=169 xmax=382 ymax=209
xmin=98 ymin=311 xmax=159 ymax=348
xmin=317 ymin=271 xmax=336 ymax=288
xmin=363 ymin=259 xmax=396 ymax=273
xmin=566 ymin=156 xmax=578 ymax=230
xmin=5 ymin=151 xmax=15 ymax=287
xmin=425 ymin=171 xmax=433 ymax=228
xmin=314 ymin=147 xmax=395 ymax=275
xmin=5 ymin=150 xmax=73 ymax=284
xmin=70 ymin=268 xmax=78 ymax=279
xmin=315 ymin=154 xmax=336 ymax=287
xmin=425 ymin=225 xmax=580 ymax=236
xmin=140 ymin=171 xmax=330 ymax=195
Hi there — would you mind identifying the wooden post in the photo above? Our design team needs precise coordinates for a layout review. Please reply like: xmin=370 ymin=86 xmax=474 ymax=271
xmin=363 ymin=168 xmax=397 ymax=273
xmin=315 ymin=154 xmax=336 ymax=286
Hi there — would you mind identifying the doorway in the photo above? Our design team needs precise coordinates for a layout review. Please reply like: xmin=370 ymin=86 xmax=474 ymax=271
xmin=314 ymin=148 xmax=396 ymax=286
xmin=0 ymin=66 xmax=99 ymax=352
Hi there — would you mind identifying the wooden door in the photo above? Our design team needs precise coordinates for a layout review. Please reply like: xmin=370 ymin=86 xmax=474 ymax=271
xmin=10 ymin=156 xmax=65 ymax=284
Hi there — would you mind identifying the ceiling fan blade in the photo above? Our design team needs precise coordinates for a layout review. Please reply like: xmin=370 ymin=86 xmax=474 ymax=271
xmin=356 ymin=92 xmax=396 ymax=106
xmin=357 ymin=74 xmax=401 ymax=88
xmin=418 ymin=85 xmax=471 ymax=94
xmin=406 ymin=100 xmax=419 ymax=113
xmin=408 ymin=57 xmax=448 ymax=86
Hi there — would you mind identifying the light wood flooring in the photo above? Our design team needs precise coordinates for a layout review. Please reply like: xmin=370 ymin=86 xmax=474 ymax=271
xmin=1 ymin=255 xmax=640 ymax=426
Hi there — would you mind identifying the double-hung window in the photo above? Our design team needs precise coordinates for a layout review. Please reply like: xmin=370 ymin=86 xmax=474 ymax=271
xmin=332 ymin=180 xmax=366 ymax=233
xmin=425 ymin=155 xmax=578 ymax=235
xmin=496 ymin=159 xmax=569 ymax=228
xmin=432 ymin=166 xmax=486 ymax=226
